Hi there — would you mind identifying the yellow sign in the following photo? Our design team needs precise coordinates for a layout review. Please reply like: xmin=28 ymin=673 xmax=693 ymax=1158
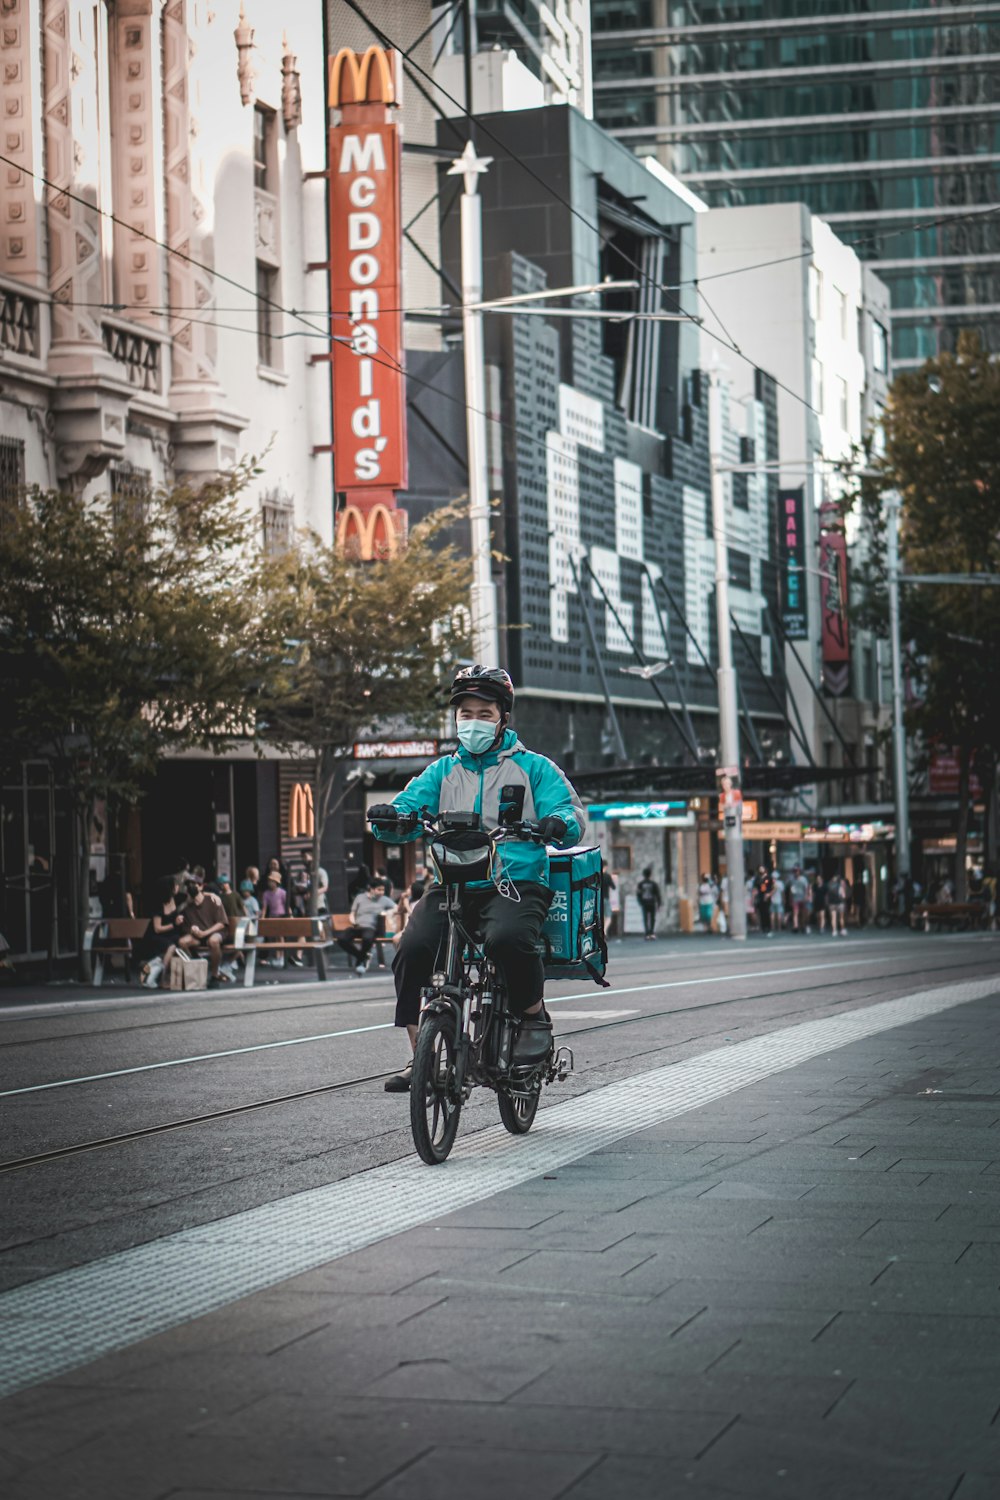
xmin=289 ymin=781 xmax=315 ymax=839
xmin=336 ymin=502 xmax=406 ymax=560
xmin=328 ymin=46 xmax=395 ymax=108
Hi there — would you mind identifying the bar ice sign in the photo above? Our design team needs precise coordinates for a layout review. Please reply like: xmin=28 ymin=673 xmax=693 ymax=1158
xmin=328 ymin=48 xmax=408 ymax=492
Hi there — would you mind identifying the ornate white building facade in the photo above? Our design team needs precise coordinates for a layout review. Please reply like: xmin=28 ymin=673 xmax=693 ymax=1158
xmin=1 ymin=0 xmax=331 ymax=539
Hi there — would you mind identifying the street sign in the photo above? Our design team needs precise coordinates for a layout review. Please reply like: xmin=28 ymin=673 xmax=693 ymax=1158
xmin=745 ymin=822 xmax=803 ymax=841
xmin=778 ymin=487 xmax=808 ymax=639
xmin=587 ymin=798 xmax=689 ymax=822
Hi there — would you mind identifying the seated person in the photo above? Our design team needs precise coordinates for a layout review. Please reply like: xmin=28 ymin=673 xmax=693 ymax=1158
xmin=370 ymin=664 xmax=583 ymax=1093
xmin=177 ymin=870 xmax=229 ymax=989
xmin=336 ymin=879 xmax=397 ymax=974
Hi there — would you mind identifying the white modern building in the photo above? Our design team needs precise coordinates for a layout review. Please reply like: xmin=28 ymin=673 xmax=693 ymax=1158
xmin=0 ymin=0 xmax=331 ymax=543
xmin=696 ymin=203 xmax=893 ymax=808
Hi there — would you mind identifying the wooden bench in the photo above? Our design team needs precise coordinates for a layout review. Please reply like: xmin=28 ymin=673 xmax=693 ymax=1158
xmin=244 ymin=916 xmax=333 ymax=984
xmin=83 ymin=918 xmax=150 ymax=985
xmin=911 ymin=902 xmax=987 ymax=933
xmin=83 ymin=915 xmax=254 ymax=987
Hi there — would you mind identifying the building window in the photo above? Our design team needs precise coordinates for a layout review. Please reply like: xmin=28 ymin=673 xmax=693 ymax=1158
xmin=261 ymin=492 xmax=293 ymax=555
xmin=253 ymin=104 xmax=275 ymax=191
xmin=872 ymin=321 xmax=889 ymax=374
xmin=838 ymin=376 xmax=849 ymax=431
xmin=256 ymin=262 xmax=279 ymax=367
xmin=0 ymin=435 xmax=26 ymax=531
xmin=808 ymin=264 xmax=822 ymax=323
xmin=109 ymin=463 xmax=152 ymax=529
xmin=836 ymin=288 xmax=848 ymax=341
xmin=812 ymin=357 xmax=824 ymax=415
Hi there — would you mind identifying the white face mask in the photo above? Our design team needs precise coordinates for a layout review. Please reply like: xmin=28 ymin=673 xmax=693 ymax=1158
xmin=456 ymin=719 xmax=499 ymax=756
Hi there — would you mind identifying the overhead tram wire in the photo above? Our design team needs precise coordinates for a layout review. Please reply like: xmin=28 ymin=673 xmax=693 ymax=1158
xmin=0 ymin=152 xmax=329 ymax=347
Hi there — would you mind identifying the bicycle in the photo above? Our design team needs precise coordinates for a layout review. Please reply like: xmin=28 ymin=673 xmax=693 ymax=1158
xmin=368 ymin=808 xmax=574 ymax=1165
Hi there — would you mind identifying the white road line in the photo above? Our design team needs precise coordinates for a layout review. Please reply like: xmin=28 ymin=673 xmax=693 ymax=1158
xmin=0 ymin=953 xmax=955 ymax=1099
xmin=1 ymin=974 xmax=996 ymax=1399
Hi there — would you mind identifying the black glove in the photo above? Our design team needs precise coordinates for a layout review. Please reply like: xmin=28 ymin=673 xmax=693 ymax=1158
xmin=537 ymin=815 xmax=568 ymax=846
xmin=367 ymin=803 xmax=398 ymax=823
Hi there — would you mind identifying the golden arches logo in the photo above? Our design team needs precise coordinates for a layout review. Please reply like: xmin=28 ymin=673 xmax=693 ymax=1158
xmin=328 ymin=46 xmax=395 ymax=108
xmin=289 ymin=781 xmax=315 ymax=839
xmin=336 ymin=503 xmax=405 ymax=561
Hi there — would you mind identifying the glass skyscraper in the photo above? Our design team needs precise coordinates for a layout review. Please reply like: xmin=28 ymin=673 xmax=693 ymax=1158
xmin=592 ymin=2 xmax=1000 ymax=367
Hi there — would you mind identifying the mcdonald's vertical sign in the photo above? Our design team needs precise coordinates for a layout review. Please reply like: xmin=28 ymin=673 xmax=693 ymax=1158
xmin=328 ymin=46 xmax=408 ymax=502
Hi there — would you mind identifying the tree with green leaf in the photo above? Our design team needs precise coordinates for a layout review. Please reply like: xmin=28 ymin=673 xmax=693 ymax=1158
xmin=251 ymin=506 xmax=472 ymax=912
xmin=0 ymin=462 xmax=262 ymax=974
xmin=848 ymin=330 xmax=1000 ymax=896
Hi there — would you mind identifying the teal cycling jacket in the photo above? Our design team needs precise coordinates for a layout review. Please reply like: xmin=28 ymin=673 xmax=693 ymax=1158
xmin=371 ymin=729 xmax=585 ymax=888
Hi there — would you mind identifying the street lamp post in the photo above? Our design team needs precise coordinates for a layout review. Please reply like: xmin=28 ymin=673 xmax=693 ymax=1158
xmin=885 ymin=492 xmax=911 ymax=880
xmin=707 ymin=374 xmax=747 ymax=939
xmin=449 ymin=141 xmax=499 ymax=665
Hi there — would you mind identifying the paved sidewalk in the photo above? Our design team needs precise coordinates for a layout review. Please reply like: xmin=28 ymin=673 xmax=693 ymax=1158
xmin=5 ymin=988 xmax=1000 ymax=1498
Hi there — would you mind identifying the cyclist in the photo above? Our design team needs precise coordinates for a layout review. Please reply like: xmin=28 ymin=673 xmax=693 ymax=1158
xmin=369 ymin=665 xmax=585 ymax=1092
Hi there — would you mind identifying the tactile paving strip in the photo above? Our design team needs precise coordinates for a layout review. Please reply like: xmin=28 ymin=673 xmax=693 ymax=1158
xmin=1 ymin=975 xmax=996 ymax=1398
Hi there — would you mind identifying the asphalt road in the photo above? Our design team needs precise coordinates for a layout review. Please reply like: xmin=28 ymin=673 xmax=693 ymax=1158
xmin=3 ymin=930 xmax=998 ymax=1294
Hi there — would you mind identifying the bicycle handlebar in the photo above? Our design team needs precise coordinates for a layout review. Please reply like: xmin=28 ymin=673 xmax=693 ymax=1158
xmin=367 ymin=809 xmax=544 ymax=843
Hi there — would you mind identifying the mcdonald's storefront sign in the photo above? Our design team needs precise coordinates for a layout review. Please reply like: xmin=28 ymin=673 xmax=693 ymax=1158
xmin=336 ymin=502 xmax=407 ymax=560
xmin=289 ymin=781 xmax=315 ymax=839
xmin=328 ymin=46 xmax=407 ymax=495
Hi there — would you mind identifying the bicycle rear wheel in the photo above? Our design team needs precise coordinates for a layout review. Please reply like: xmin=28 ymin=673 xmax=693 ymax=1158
xmin=498 ymin=1086 xmax=540 ymax=1134
xmin=410 ymin=1011 xmax=463 ymax=1164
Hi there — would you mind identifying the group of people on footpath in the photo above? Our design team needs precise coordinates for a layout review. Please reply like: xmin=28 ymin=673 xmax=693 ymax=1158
xmin=139 ymin=852 xmax=331 ymax=989
xmin=749 ymin=864 xmax=853 ymax=936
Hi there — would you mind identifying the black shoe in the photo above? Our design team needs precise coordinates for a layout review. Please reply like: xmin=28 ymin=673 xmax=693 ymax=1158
xmin=513 ymin=1008 xmax=552 ymax=1063
xmin=288 ymin=955 xmax=304 ymax=968
xmin=207 ymin=975 xmax=222 ymax=990
xmin=384 ymin=1063 xmax=413 ymax=1093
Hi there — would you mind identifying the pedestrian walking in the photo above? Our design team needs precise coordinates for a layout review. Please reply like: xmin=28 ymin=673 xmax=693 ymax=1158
xmin=770 ymin=874 xmax=786 ymax=931
xmin=827 ymin=873 xmax=849 ymax=936
xmin=812 ymin=873 xmax=828 ymax=933
xmin=790 ymin=866 xmax=812 ymax=933
xmin=697 ymin=873 xmax=716 ymax=932
xmin=601 ymin=862 xmax=619 ymax=938
xmin=637 ymin=865 xmax=662 ymax=940
xmin=753 ymin=865 xmax=775 ymax=935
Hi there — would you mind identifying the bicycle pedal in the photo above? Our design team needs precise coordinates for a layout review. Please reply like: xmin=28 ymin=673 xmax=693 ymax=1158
xmin=554 ymin=1045 xmax=574 ymax=1081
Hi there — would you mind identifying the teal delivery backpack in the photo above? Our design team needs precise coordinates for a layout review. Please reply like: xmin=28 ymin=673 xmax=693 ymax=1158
xmin=542 ymin=845 xmax=610 ymax=987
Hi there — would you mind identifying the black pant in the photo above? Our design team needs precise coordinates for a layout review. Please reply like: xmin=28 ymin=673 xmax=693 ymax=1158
xmin=392 ymin=883 xmax=552 ymax=1028
xmin=640 ymin=901 xmax=657 ymax=936
xmin=337 ymin=926 xmax=376 ymax=965
xmin=756 ymin=898 xmax=771 ymax=933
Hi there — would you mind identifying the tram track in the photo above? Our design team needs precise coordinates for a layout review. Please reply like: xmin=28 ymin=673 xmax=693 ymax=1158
xmin=3 ymin=951 xmax=997 ymax=1176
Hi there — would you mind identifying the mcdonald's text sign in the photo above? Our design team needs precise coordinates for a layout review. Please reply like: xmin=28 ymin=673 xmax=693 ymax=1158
xmin=328 ymin=48 xmax=407 ymax=494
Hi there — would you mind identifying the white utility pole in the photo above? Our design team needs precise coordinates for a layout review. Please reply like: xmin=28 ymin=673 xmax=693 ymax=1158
xmin=885 ymin=492 xmax=911 ymax=879
xmin=449 ymin=141 xmax=499 ymax=665
xmin=707 ymin=373 xmax=747 ymax=939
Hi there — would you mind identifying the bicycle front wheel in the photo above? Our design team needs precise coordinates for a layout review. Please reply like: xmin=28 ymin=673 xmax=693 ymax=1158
xmin=410 ymin=1011 xmax=463 ymax=1164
